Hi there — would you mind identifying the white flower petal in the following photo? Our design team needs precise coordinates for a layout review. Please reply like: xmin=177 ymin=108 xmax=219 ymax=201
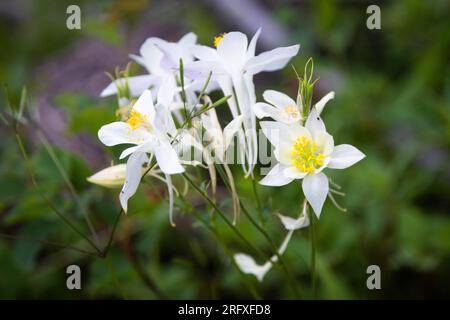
xmin=290 ymin=124 xmax=312 ymax=142
xmin=259 ymin=164 xmax=294 ymax=186
xmin=283 ymin=166 xmax=307 ymax=179
xmin=234 ymin=254 xmax=272 ymax=282
xmin=274 ymin=143 xmax=292 ymax=165
xmin=231 ymin=74 xmax=258 ymax=176
xmin=246 ymin=28 xmax=261 ymax=59
xmin=174 ymin=132 xmax=205 ymax=163
xmin=302 ymin=172 xmax=329 ymax=218
xmin=305 ymin=108 xmax=326 ymax=139
xmin=216 ymin=77 xmax=248 ymax=173
xmin=135 ymin=38 xmax=164 ymax=74
xmin=254 ymin=102 xmax=285 ymax=122
xmin=98 ymin=122 xmax=135 ymax=146
xmin=119 ymin=152 xmax=148 ymax=213
xmin=260 ymin=121 xmax=310 ymax=148
xmin=201 ymin=108 xmax=221 ymax=134
xmin=260 ymin=121 xmax=289 ymax=147
xmin=157 ymin=76 xmax=176 ymax=107
xmin=314 ymin=131 xmax=334 ymax=157
xmin=155 ymin=42 xmax=186 ymax=70
xmin=189 ymin=78 xmax=220 ymax=93
xmin=153 ymin=103 xmax=177 ymax=136
xmin=223 ymin=115 xmax=244 ymax=150
xmin=129 ymin=54 xmax=146 ymax=68
xmin=179 ymin=32 xmax=197 ymax=46
xmin=314 ymin=91 xmax=335 ymax=115
xmin=245 ymin=44 xmax=300 ymax=74
xmin=183 ymin=60 xmax=226 ymax=80
xmin=328 ymin=144 xmax=365 ymax=169
xmin=278 ymin=212 xmax=309 ymax=230
xmin=119 ymin=141 xmax=153 ymax=160
xmin=100 ymin=75 xmax=157 ymax=98
xmin=262 ymin=90 xmax=296 ymax=110
xmin=217 ymin=31 xmax=248 ymax=73
xmin=132 ymin=89 xmax=155 ymax=119
xmin=191 ymin=45 xmax=218 ymax=61
xmin=153 ymin=141 xmax=185 ymax=174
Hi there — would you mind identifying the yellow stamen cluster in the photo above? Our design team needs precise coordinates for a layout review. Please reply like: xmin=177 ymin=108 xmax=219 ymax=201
xmin=126 ymin=110 xmax=148 ymax=131
xmin=214 ymin=33 xmax=226 ymax=47
xmin=284 ymin=104 xmax=300 ymax=119
xmin=291 ymin=136 xmax=325 ymax=173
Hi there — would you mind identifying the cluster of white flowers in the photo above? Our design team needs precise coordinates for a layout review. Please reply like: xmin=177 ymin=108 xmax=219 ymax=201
xmin=90 ymin=29 xmax=365 ymax=281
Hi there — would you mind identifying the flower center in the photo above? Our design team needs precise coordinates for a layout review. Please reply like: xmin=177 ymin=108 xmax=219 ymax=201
xmin=214 ymin=33 xmax=226 ymax=47
xmin=291 ymin=136 xmax=325 ymax=173
xmin=284 ymin=104 xmax=300 ymax=120
xmin=126 ymin=110 xmax=149 ymax=131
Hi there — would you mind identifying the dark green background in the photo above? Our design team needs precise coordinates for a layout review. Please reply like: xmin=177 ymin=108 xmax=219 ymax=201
xmin=0 ymin=0 xmax=449 ymax=299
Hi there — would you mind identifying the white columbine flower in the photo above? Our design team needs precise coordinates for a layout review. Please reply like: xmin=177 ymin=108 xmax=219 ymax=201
xmin=186 ymin=29 xmax=300 ymax=176
xmin=259 ymin=108 xmax=365 ymax=217
xmin=101 ymin=33 xmax=211 ymax=109
xmin=254 ymin=90 xmax=335 ymax=124
xmin=98 ymin=89 xmax=184 ymax=224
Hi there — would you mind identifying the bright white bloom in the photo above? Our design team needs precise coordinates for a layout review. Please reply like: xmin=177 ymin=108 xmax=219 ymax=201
xmin=234 ymin=202 xmax=310 ymax=282
xmin=259 ymin=108 xmax=365 ymax=218
xmin=98 ymin=89 xmax=184 ymax=224
xmin=186 ymin=29 xmax=300 ymax=176
xmin=101 ymin=33 xmax=213 ymax=109
xmin=254 ymin=90 xmax=335 ymax=124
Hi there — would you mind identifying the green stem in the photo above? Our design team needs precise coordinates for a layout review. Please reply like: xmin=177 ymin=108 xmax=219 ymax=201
xmin=15 ymin=133 xmax=103 ymax=256
xmin=178 ymin=192 xmax=262 ymax=300
xmin=0 ymin=232 xmax=99 ymax=257
xmin=178 ymin=58 xmax=190 ymax=125
xmin=102 ymin=208 xmax=123 ymax=257
xmin=105 ymin=255 xmax=128 ymax=299
xmin=251 ymin=177 xmax=265 ymax=227
xmin=127 ymin=243 xmax=168 ymax=299
xmin=38 ymin=131 xmax=99 ymax=246
xmin=309 ymin=206 xmax=317 ymax=299
xmin=182 ymin=172 xmax=268 ymax=261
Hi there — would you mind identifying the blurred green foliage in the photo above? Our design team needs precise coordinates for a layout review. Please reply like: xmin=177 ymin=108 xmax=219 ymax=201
xmin=0 ymin=0 xmax=449 ymax=299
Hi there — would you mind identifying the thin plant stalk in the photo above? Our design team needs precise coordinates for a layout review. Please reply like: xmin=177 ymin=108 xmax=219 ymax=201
xmin=38 ymin=130 xmax=99 ymax=246
xmin=309 ymin=205 xmax=317 ymax=298
xmin=104 ymin=255 xmax=128 ymax=299
xmin=0 ymin=232 xmax=99 ymax=257
xmin=14 ymin=132 xmax=103 ymax=256
xmin=251 ymin=177 xmax=265 ymax=227
xmin=182 ymin=172 xmax=268 ymax=261
xmin=178 ymin=192 xmax=262 ymax=300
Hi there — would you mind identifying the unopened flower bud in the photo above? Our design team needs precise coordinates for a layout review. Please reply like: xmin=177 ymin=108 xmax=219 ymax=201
xmin=87 ymin=164 xmax=128 ymax=188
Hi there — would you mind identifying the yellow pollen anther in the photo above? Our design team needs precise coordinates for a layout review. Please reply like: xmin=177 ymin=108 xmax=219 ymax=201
xmin=284 ymin=104 xmax=300 ymax=119
xmin=291 ymin=136 xmax=325 ymax=173
xmin=126 ymin=110 xmax=148 ymax=131
xmin=214 ymin=33 xmax=226 ymax=47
